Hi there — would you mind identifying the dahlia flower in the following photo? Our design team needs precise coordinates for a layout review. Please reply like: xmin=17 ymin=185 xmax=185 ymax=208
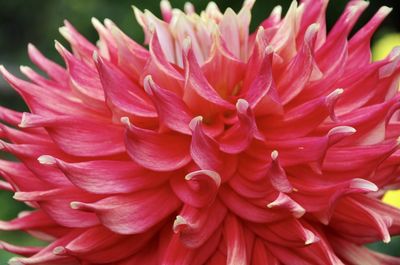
xmin=1 ymin=0 xmax=400 ymax=264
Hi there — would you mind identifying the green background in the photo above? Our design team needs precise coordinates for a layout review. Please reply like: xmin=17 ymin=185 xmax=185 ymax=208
xmin=0 ymin=0 xmax=399 ymax=262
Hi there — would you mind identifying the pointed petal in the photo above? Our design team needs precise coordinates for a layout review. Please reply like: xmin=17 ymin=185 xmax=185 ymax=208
xmin=144 ymin=75 xmax=192 ymax=134
xmin=38 ymin=155 xmax=169 ymax=194
xmin=71 ymin=186 xmax=181 ymax=234
xmin=123 ymin=117 xmax=191 ymax=171
xmin=170 ymin=169 xmax=221 ymax=208
xmin=20 ymin=112 xmax=125 ymax=157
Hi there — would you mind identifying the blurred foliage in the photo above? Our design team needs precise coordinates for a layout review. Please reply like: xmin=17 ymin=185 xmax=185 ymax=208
xmin=0 ymin=0 xmax=400 ymax=262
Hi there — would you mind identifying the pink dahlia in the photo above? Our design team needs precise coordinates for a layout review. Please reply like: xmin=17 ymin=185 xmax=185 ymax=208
xmin=1 ymin=0 xmax=400 ymax=264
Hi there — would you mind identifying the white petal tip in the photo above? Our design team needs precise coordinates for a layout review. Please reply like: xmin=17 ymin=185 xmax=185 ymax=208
xmin=58 ymin=26 xmax=70 ymax=40
xmin=305 ymin=236 xmax=318 ymax=245
xmin=307 ymin=23 xmax=320 ymax=36
xmin=383 ymin=236 xmax=391 ymax=244
xmin=53 ymin=246 xmax=66 ymax=255
xmin=271 ymin=150 xmax=279 ymax=160
xmin=18 ymin=113 xmax=28 ymax=128
xmin=173 ymin=215 xmax=187 ymax=233
xmin=91 ymin=17 xmax=100 ymax=25
xmin=143 ymin=75 xmax=154 ymax=95
xmin=334 ymin=88 xmax=344 ymax=95
xmin=243 ymin=0 xmax=256 ymax=8
xmin=184 ymin=2 xmax=195 ymax=14
xmin=37 ymin=155 xmax=56 ymax=165
xmin=183 ymin=37 xmax=192 ymax=52
xmin=328 ymin=126 xmax=357 ymax=136
xmin=272 ymin=5 xmax=282 ymax=15
xmin=12 ymin=193 xmax=23 ymax=201
xmin=0 ymin=140 xmax=6 ymax=150
xmin=19 ymin=65 xmax=30 ymax=72
xmin=185 ymin=170 xmax=222 ymax=188
xmin=350 ymin=178 xmax=379 ymax=192
xmin=8 ymin=259 xmax=23 ymax=265
xmin=189 ymin=116 xmax=203 ymax=131
xmin=70 ymin=201 xmax=81 ymax=210
xmin=379 ymin=6 xmax=393 ymax=16
xmin=92 ymin=51 xmax=99 ymax=62
xmin=120 ymin=116 xmax=131 ymax=126
xmin=160 ymin=0 xmax=171 ymax=10
xmin=303 ymin=228 xmax=319 ymax=245
xmin=236 ymin=99 xmax=249 ymax=113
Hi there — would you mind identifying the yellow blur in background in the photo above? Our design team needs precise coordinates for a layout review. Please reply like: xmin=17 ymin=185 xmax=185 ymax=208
xmin=372 ymin=33 xmax=400 ymax=61
xmin=374 ymin=32 xmax=400 ymax=209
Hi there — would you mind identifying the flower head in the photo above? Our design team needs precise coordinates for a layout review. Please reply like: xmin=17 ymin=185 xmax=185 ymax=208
xmin=1 ymin=0 xmax=400 ymax=264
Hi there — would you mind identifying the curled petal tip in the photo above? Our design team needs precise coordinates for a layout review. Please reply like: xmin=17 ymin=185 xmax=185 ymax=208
xmin=271 ymin=150 xmax=279 ymax=160
xmin=120 ymin=116 xmax=131 ymax=126
xmin=37 ymin=155 xmax=56 ymax=165
xmin=143 ymin=75 xmax=155 ymax=95
xmin=12 ymin=193 xmax=24 ymax=201
xmin=304 ymin=230 xmax=319 ymax=245
xmin=328 ymin=88 xmax=344 ymax=100
xmin=173 ymin=215 xmax=187 ymax=233
xmin=349 ymin=178 xmax=378 ymax=192
xmin=53 ymin=246 xmax=67 ymax=255
xmin=378 ymin=6 xmax=393 ymax=16
xmin=185 ymin=169 xmax=222 ymax=188
xmin=70 ymin=201 xmax=82 ymax=210
xmin=306 ymin=23 xmax=320 ymax=37
xmin=328 ymin=126 xmax=357 ymax=136
xmin=189 ymin=116 xmax=203 ymax=131
xmin=349 ymin=0 xmax=369 ymax=14
xmin=236 ymin=98 xmax=249 ymax=113
xmin=18 ymin=113 xmax=28 ymax=128
xmin=383 ymin=236 xmax=391 ymax=244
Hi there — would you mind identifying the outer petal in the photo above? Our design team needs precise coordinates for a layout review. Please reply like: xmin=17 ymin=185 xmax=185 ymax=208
xmin=71 ymin=186 xmax=181 ymax=234
xmin=20 ymin=112 xmax=125 ymax=157
xmin=38 ymin=155 xmax=170 ymax=194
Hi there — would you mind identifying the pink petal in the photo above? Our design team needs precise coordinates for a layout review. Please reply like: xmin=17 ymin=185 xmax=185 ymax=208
xmin=224 ymin=214 xmax=247 ymax=265
xmin=219 ymin=99 xmax=263 ymax=154
xmin=95 ymin=54 xmax=157 ymax=120
xmin=38 ymin=155 xmax=170 ymax=194
xmin=27 ymin=44 xmax=68 ymax=85
xmin=14 ymin=188 xmax=101 ymax=228
xmin=71 ymin=186 xmax=181 ymax=234
xmin=170 ymin=169 xmax=221 ymax=208
xmin=183 ymin=40 xmax=234 ymax=117
xmin=144 ymin=75 xmax=192 ymax=134
xmin=0 ymin=241 xmax=42 ymax=257
xmin=123 ymin=117 xmax=191 ymax=171
xmin=20 ymin=112 xmax=125 ymax=157
xmin=173 ymin=199 xmax=227 ymax=248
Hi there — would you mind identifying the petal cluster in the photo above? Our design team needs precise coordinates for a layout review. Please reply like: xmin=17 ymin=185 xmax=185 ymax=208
xmin=1 ymin=0 xmax=400 ymax=264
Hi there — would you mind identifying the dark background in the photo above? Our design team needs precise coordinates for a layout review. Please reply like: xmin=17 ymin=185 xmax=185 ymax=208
xmin=0 ymin=0 xmax=399 ymax=262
